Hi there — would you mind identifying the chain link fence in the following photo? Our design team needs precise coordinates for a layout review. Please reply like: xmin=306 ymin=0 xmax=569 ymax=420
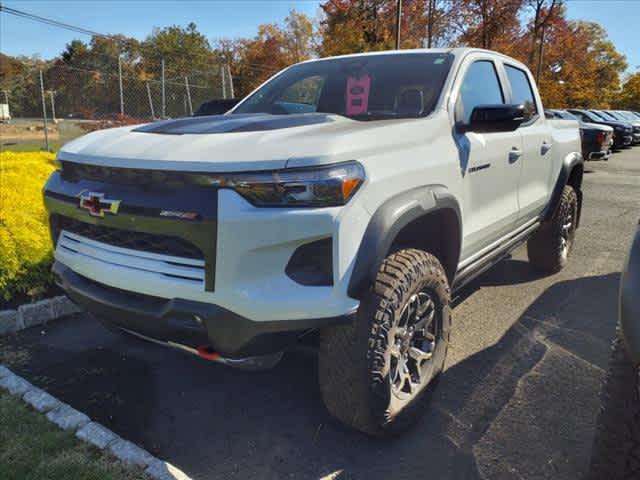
xmin=1 ymin=60 xmax=235 ymax=151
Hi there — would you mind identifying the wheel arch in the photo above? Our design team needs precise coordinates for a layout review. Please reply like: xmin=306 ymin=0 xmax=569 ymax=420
xmin=347 ymin=186 xmax=462 ymax=299
xmin=543 ymin=151 xmax=584 ymax=227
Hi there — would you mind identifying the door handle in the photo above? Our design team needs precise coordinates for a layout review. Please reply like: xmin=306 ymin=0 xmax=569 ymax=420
xmin=509 ymin=147 xmax=522 ymax=163
xmin=541 ymin=141 xmax=552 ymax=154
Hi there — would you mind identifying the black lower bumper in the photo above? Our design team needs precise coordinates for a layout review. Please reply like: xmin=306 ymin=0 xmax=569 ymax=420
xmin=52 ymin=262 xmax=353 ymax=358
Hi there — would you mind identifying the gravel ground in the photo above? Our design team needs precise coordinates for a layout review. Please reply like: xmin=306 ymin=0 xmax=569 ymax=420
xmin=2 ymin=146 xmax=639 ymax=480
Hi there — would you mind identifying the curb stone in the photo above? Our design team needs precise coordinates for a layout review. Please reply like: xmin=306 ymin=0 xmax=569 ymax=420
xmin=77 ymin=421 xmax=119 ymax=449
xmin=0 ymin=309 xmax=18 ymax=335
xmin=0 ymin=295 xmax=81 ymax=335
xmin=46 ymin=404 xmax=91 ymax=431
xmin=23 ymin=387 xmax=61 ymax=413
xmin=109 ymin=439 xmax=156 ymax=467
xmin=0 ymin=372 xmax=34 ymax=396
xmin=0 ymin=364 xmax=192 ymax=480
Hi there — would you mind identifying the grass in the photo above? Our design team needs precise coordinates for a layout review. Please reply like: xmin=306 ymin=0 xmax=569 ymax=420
xmin=0 ymin=391 xmax=149 ymax=480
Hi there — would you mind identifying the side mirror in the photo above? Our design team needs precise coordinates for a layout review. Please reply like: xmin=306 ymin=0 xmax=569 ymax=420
xmin=460 ymin=104 xmax=525 ymax=133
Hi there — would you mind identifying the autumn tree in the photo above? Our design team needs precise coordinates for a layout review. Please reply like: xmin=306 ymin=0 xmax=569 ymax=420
xmin=318 ymin=0 xmax=451 ymax=56
xmin=615 ymin=73 xmax=640 ymax=111
xmin=532 ymin=16 xmax=627 ymax=108
xmin=525 ymin=0 xmax=562 ymax=71
xmin=214 ymin=10 xmax=315 ymax=98
xmin=451 ymin=0 xmax=524 ymax=51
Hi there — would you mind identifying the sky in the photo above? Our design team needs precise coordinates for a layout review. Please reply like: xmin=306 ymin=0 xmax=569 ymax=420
xmin=1 ymin=0 xmax=638 ymax=73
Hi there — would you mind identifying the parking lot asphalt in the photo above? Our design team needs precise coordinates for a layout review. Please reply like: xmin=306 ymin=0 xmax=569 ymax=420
xmin=2 ymin=147 xmax=639 ymax=480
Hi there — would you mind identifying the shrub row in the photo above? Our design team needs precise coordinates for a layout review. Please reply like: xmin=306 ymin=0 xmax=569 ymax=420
xmin=0 ymin=151 xmax=56 ymax=303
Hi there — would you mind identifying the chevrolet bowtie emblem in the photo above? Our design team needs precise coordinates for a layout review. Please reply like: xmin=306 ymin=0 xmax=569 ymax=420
xmin=79 ymin=192 xmax=121 ymax=217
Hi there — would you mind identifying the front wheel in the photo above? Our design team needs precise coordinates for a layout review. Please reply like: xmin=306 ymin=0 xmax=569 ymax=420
xmin=318 ymin=249 xmax=451 ymax=436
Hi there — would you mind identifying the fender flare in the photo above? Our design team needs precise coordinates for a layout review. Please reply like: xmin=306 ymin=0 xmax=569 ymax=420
xmin=542 ymin=151 xmax=584 ymax=225
xmin=347 ymin=185 xmax=462 ymax=299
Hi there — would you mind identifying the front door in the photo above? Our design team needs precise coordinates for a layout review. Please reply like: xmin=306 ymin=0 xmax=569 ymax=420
xmin=454 ymin=58 xmax=522 ymax=260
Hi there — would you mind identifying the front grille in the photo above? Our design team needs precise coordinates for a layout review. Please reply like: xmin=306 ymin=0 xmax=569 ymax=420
xmin=60 ymin=161 xmax=199 ymax=188
xmin=51 ymin=215 xmax=204 ymax=260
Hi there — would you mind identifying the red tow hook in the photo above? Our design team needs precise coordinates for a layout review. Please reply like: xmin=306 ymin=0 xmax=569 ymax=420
xmin=197 ymin=345 xmax=221 ymax=361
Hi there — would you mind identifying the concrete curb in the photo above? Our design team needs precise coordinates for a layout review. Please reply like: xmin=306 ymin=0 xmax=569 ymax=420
xmin=0 ymin=295 xmax=82 ymax=335
xmin=0 ymin=364 xmax=192 ymax=480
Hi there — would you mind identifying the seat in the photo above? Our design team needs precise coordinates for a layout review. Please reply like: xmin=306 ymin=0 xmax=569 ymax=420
xmin=397 ymin=89 xmax=424 ymax=116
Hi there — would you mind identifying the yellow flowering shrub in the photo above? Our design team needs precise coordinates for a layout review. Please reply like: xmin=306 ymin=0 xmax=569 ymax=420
xmin=0 ymin=151 xmax=56 ymax=302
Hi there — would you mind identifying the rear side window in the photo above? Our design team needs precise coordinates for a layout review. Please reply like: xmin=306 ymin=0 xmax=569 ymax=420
xmin=505 ymin=65 xmax=538 ymax=120
xmin=459 ymin=60 xmax=504 ymax=123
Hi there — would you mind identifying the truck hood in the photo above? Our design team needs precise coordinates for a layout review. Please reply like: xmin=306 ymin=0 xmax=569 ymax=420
xmin=58 ymin=112 xmax=429 ymax=172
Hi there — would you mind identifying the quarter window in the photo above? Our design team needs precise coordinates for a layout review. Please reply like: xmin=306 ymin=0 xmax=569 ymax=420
xmin=458 ymin=61 xmax=504 ymax=124
xmin=505 ymin=65 xmax=538 ymax=120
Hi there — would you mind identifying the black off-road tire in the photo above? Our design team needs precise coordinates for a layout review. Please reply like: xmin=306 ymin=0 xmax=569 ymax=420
xmin=588 ymin=330 xmax=640 ymax=480
xmin=318 ymin=249 xmax=451 ymax=436
xmin=527 ymin=184 xmax=578 ymax=273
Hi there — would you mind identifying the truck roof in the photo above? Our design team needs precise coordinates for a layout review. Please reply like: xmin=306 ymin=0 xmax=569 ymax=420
xmin=296 ymin=47 xmax=531 ymax=73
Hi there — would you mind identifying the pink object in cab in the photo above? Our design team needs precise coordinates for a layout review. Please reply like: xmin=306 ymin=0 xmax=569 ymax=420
xmin=346 ymin=75 xmax=370 ymax=115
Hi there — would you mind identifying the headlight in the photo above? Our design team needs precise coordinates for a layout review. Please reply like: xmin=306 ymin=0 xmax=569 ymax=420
xmin=201 ymin=161 xmax=365 ymax=207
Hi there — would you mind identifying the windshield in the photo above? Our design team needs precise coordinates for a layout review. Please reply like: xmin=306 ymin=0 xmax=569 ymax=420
xmin=556 ymin=110 xmax=578 ymax=121
xmin=588 ymin=110 xmax=608 ymax=121
xmin=233 ymin=53 xmax=454 ymax=120
xmin=596 ymin=110 xmax=617 ymax=121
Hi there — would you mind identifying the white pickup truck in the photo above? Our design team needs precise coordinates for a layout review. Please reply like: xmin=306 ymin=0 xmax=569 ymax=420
xmin=44 ymin=48 xmax=582 ymax=435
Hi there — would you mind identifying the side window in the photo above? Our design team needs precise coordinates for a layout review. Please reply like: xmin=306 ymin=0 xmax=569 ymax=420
xmin=505 ymin=65 xmax=538 ymax=121
xmin=458 ymin=60 xmax=504 ymax=123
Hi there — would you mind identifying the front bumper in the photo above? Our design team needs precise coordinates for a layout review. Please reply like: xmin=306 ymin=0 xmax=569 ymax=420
xmin=53 ymin=261 xmax=353 ymax=357
xmin=614 ymin=134 xmax=633 ymax=147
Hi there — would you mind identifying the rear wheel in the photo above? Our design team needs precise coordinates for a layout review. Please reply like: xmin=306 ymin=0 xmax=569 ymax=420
xmin=319 ymin=249 xmax=451 ymax=436
xmin=527 ymin=184 xmax=578 ymax=273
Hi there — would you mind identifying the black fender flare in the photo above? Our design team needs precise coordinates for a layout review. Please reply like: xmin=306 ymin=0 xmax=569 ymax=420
xmin=621 ymin=223 xmax=640 ymax=366
xmin=542 ymin=151 xmax=584 ymax=226
xmin=347 ymin=185 xmax=462 ymax=299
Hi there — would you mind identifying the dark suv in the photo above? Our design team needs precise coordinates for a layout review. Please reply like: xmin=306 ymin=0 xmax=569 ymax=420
xmin=546 ymin=109 xmax=613 ymax=160
xmin=567 ymin=109 xmax=633 ymax=149
xmin=603 ymin=110 xmax=640 ymax=144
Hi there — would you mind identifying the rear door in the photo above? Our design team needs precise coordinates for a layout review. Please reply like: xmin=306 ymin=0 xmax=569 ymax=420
xmin=502 ymin=63 xmax=554 ymax=224
xmin=452 ymin=56 xmax=522 ymax=260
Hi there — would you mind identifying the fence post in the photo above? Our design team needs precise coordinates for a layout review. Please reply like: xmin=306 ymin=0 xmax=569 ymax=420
xmin=49 ymin=91 xmax=56 ymax=123
xmin=220 ymin=65 xmax=227 ymax=99
xmin=227 ymin=65 xmax=235 ymax=99
xmin=146 ymin=82 xmax=155 ymax=120
xmin=39 ymin=70 xmax=50 ymax=152
xmin=184 ymin=76 xmax=193 ymax=116
xmin=161 ymin=58 xmax=166 ymax=118
xmin=118 ymin=54 xmax=124 ymax=116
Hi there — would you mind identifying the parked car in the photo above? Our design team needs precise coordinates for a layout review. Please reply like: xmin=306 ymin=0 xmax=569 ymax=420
xmin=599 ymin=110 xmax=640 ymax=145
xmin=588 ymin=221 xmax=640 ymax=479
xmin=44 ymin=48 xmax=583 ymax=436
xmin=546 ymin=109 xmax=613 ymax=161
xmin=567 ymin=109 xmax=633 ymax=149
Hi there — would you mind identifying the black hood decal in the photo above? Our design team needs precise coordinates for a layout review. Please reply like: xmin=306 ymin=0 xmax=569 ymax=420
xmin=133 ymin=113 xmax=335 ymax=135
